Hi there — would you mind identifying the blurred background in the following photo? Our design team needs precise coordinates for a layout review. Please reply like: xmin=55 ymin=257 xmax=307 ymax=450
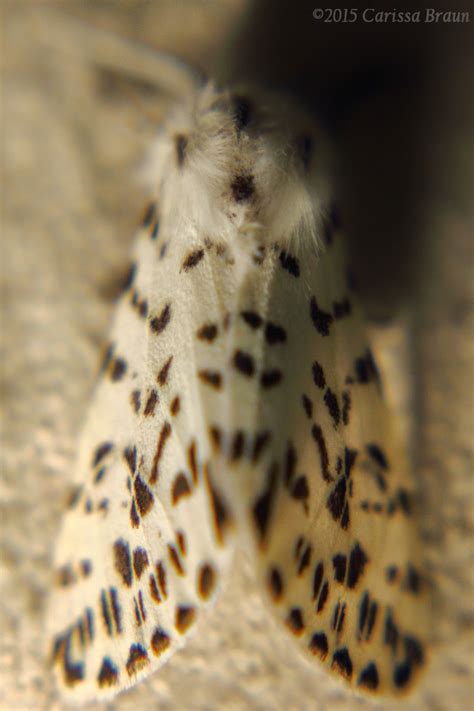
xmin=2 ymin=1 xmax=472 ymax=709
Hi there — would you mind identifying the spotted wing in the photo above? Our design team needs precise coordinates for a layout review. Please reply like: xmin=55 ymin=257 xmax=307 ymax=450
xmin=48 ymin=209 xmax=237 ymax=702
xmin=224 ymin=220 xmax=429 ymax=696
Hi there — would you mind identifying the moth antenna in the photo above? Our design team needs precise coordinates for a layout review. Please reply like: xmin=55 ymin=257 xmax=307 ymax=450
xmin=35 ymin=11 xmax=205 ymax=100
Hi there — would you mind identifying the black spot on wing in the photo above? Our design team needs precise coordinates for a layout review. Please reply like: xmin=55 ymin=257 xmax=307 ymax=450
xmin=358 ymin=662 xmax=379 ymax=690
xmin=92 ymin=442 xmax=113 ymax=467
xmin=97 ymin=656 xmax=119 ymax=687
xmin=150 ymin=304 xmax=171 ymax=335
xmin=253 ymin=463 xmax=278 ymax=544
xmin=309 ymin=631 xmax=328 ymax=660
xmin=312 ymin=361 xmax=326 ymax=389
xmin=265 ymin=322 xmax=287 ymax=344
xmin=233 ymin=350 xmax=255 ymax=376
xmin=126 ymin=643 xmax=149 ymax=676
xmin=241 ymin=310 xmax=263 ymax=329
xmin=279 ymin=250 xmax=300 ymax=277
xmin=331 ymin=647 xmax=353 ymax=679
xmin=113 ymin=539 xmax=132 ymax=587
xmin=182 ymin=249 xmax=205 ymax=272
xmin=366 ymin=443 xmax=389 ymax=470
xmin=141 ymin=202 xmax=156 ymax=228
xmin=324 ymin=387 xmax=340 ymax=427
xmin=347 ymin=543 xmax=368 ymax=589
xmin=310 ymin=297 xmax=333 ymax=336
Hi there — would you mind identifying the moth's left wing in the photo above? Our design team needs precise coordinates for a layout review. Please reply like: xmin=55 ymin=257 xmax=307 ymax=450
xmin=225 ymin=222 xmax=430 ymax=696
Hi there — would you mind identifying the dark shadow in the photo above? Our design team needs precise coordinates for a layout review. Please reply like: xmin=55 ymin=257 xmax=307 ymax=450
xmin=219 ymin=0 xmax=473 ymax=314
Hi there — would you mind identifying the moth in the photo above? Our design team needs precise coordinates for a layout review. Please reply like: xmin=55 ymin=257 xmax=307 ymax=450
xmin=47 ymin=47 xmax=429 ymax=702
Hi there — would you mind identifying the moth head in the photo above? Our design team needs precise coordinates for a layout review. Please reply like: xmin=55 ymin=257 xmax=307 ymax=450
xmin=144 ymin=82 xmax=333 ymax=254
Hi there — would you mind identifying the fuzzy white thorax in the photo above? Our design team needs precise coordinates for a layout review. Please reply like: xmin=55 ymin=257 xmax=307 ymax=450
xmin=142 ymin=83 xmax=333 ymax=257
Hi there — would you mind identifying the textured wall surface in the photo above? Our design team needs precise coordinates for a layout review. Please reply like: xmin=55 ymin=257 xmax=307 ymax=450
xmin=2 ymin=1 xmax=472 ymax=710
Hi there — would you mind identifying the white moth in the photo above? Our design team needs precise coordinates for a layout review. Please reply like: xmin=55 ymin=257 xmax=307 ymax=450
xmin=48 ymin=45 xmax=429 ymax=703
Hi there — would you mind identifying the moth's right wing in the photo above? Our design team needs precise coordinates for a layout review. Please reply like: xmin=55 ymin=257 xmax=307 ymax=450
xmin=48 ymin=208 xmax=237 ymax=702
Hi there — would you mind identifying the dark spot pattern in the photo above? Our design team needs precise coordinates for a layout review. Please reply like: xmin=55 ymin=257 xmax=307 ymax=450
xmin=150 ymin=304 xmax=171 ymax=335
xmin=198 ymin=370 xmax=222 ymax=389
xmin=317 ymin=581 xmax=329 ymax=613
xmin=279 ymin=250 xmax=300 ymax=277
xmin=312 ymin=562 xmax=324 ymax=601
xmin=327 ymin=477 xmax=347 ymax=523
xmin=261 ymin=369 xmax=283 ymax=388
xmin=324 ymin=388 xmax=340 ymax=427
xmin=233 ymin=349 xmax=255 ymax=376
xmin=97 ymin=657 xmax=119 ymax=687
xmin=253 ymin=463 xmax=278 ymax=543
xmin=157 ymin=356 xmax=173 ymax=385
xmin=131 ymin=389 xmax=141 ymax=413
xmin=311 ymin=425 xmax=331 ymax=481
xmin=286 ymin=607 xmax=305 ymax=635
xmin=342 ymin=391 xmax=351 ymax=425
xmin=333 ymin=298 xmax=352 ymax=319
xmin=143 ymin=390 xmax=158 ymax=417
xmin=331 ymin=601 xmax=347 ymax=634
xmin=188 ymin=441 xmax=199 ymax=484
xmin=268 ymin=566 xmax=284 ymax=600
xmin=358 ymin=591 xmax=378 ymax=641
xmin=110 ymin=357 xmax=127 ymax=382
xmin=198 ymin=562 xmax=217 ymax=600
xmin=176 ymin=530 xmax=187 ymax=556
xmin=204 ymin=464 xmax=231 ymax=545
xmin=182 ymin=249 xmax=205 ymax=271
xmin=332 ymin=554 xmax=347 ymax=584
xmin=151 ymin=627 xmax=171 ymax=656
xmin=354 ymin=349 xmax=380 ymax=384
xmin=151 ymin=221 xmax=160 ymax=241
xmin=123 ymin=446 xmax=137 ymax=475
xmin=252 ymin=431 xmax=271 ymax=463
xmin=168 ymin=544 xmax=185 ymax=576
xmin=312 ymin=361 xmax=326 ymax=389
xmin=309 ymin=632 xmax=328 ymax=660
xmin=150 ymin=422 xmax=172 ymax=483
xmin=332 ymin=647 xmax=353 ymax=679
xmin=297 ymin=543 xmax=312 ymax=575
xmin=241 ymin=310 xmax=262 ymax=329
xmin=265 ymin=322 xmax=286 ymax=344
xmin=175 ymin=605 xmax=196 ymax=633
xmin=231 ymin=174 xmax=255 ymax=202
xmin=132 ymin=548 xmax=149 ymax=579
xmin=134 ymin=476 xmax=154 ymax=517
xmin=93 ymin=442 xmax=113 ymax=467
xmin=172 ymin=473 xmax=192 ymax=505
xmin=126 ymin=644 xmax=149 ymax=676
xmin=170 ymin=396 xmax=181 ymax=416
xmin=100 ymin=587 xmax=122 ymax=636
xmin=347 ymin=543 xmax=368 ymax=589
xmin=197 ymin=323 xmax=218 ymax=341
xmin=141 ymin=202 xmax=156 ymax=228
xmin=310 ymin=297 xmax=333 ymax=337
xmin=113 ymin=540 xmax=132 ymax=587
xmin=358 ymin=662 xmax=379 ymax=690
xmin=302 ymin=394 xmax=313 ymax=418
xmin=366 ymin=444 xmax=389 ymax=470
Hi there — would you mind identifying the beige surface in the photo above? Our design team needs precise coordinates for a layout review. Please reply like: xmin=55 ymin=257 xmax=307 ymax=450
xmin=2 ymin=2 xmax=473 ymax=710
